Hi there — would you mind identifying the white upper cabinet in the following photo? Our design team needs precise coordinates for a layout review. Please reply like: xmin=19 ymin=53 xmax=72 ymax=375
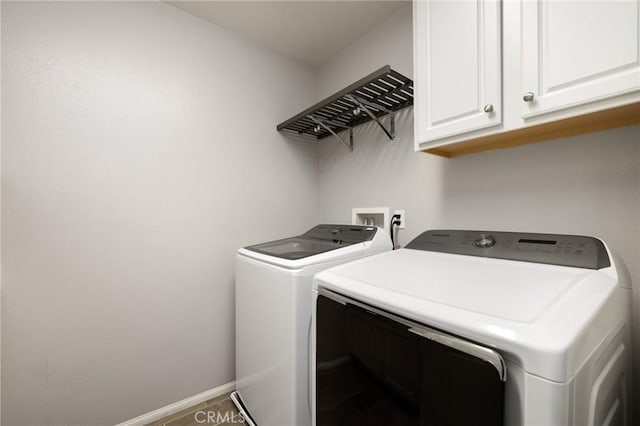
xmin=521 ymin=0 xmax=640 ymax=118
xmin=414 ymin=0 xmax=640 ymax=156
xmin=414 ymin=0 xmax=502 ymax=144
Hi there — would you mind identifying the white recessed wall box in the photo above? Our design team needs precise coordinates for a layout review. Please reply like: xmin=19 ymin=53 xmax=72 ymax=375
xmin=352 ymin=207 xmax=390 ymax=232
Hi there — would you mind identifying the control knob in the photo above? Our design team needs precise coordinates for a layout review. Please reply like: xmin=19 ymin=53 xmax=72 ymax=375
xmin=474 ymin=234 xmax=496 ymax=248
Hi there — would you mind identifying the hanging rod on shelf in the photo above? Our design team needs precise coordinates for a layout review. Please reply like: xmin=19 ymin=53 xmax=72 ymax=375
xmin=276 ymin=65 xmax=413 ymax=149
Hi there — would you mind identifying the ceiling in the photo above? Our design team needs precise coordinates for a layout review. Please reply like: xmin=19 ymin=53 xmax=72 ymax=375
xmin=164 ymin=1 xmax=409 ymax=68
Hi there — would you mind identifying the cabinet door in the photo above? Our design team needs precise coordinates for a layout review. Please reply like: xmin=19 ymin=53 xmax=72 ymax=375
xmin=414 ymin=0 xmax=502 ymax=145
xmin=521 ymin=0 xmax=640 ymax=118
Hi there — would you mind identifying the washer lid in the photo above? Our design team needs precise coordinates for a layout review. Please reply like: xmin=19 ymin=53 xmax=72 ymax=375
xmin=244 ymin=224 xmax=377 ymax=260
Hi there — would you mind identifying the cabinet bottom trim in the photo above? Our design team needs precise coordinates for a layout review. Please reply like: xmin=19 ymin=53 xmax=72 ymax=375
xmin=423 ymin=102 xmax=640 ymax=158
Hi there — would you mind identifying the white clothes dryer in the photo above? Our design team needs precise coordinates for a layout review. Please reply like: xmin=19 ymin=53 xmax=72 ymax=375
xmin=232 ymin=224 xmax=390 ymax=426
xmin=312 ymin=229 xmax=632 ymax=426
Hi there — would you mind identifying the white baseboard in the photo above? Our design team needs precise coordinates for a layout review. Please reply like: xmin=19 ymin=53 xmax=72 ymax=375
xmin=116 ymin=381 xmax=236 ymax=426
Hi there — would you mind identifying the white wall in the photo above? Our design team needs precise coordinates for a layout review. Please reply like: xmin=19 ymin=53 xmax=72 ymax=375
xmin=319 ymin=3 xmax=640 ymax=410
xmin=1 ymin=2 xmax=318 ymax=425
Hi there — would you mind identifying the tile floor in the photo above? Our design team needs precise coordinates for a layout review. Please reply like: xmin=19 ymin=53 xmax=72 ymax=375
xmin=147 ymin=393 xmax=244 ymax=426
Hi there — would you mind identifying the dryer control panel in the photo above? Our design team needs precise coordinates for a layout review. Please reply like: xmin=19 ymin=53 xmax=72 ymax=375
xmin=405 ymin=230 xmax=610 ymax=269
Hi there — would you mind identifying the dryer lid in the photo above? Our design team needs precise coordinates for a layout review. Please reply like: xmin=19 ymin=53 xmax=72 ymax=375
xmin=244 ymin=224 xmax=377 ymax=260
xmin=313 ymin=230 xmax=629 ymax=382
xmin=319 ymin=248 xmax=592 ymax=323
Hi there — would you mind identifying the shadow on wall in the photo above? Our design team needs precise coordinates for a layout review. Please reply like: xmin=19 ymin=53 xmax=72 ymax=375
xmin=319 ymin=108 xmax=416 ymax=174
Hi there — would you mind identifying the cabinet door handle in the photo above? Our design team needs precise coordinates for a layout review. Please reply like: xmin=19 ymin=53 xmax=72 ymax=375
xmin=523 ymin=92 xmax=535 ymax=102
xmin=483 ymin=104 xmax=494 ymax=113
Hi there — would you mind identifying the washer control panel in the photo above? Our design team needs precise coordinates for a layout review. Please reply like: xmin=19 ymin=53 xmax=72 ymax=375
xmin=405 ymin=230 xmax=610 ymax=269
xmin=303 ymin=224 xmax=378 ymax=243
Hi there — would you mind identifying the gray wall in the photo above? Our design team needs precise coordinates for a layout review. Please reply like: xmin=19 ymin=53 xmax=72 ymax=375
xmin=1 ymin=2 xmax=318 ymax=425
xmin=318 ymin=3 xmax=640 ymax=407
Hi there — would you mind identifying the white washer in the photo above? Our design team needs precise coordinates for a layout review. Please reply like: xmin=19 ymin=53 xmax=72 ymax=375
xmin=232 ymin=224 xmax=390 ymax=426
xmin=312 ymin=230 xmax=632 ymax=426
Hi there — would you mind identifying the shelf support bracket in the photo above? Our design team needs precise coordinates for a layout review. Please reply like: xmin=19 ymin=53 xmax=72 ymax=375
xmin=345 ymin=94 xmax=396 ymax=142
xmin=307 ymin=115 xmax=353 ymax=151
